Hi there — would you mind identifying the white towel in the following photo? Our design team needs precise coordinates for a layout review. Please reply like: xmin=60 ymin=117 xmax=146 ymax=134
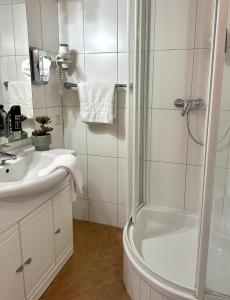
xmin=8 ymin=81 xmax=33 ymax=119
xmin=38 ymin=154 xmax=83 ymax=202
xmin=78 ymin=81 xmax=116 ymax=124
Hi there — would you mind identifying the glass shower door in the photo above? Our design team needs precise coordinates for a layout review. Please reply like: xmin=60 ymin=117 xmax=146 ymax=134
xmin=205 ymin=1 xmax=230 ymax=297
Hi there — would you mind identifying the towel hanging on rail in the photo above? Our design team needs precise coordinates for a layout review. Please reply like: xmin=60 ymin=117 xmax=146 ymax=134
xmin=78 ymin=81 xmax=116 ymax=124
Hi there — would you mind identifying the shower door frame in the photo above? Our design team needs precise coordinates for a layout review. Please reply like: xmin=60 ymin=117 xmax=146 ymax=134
xmin=126 ymin=0 xmax=149 ymax=223
xmin=196 ymin=0 xmax=229 ymax=299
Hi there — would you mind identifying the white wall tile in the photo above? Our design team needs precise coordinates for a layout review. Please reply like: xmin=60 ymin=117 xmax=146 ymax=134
xmin=185 ymin=165 xmax=203 ymax=212
xmin=216 ymin=110 xmax=230 ymax=169
xmin=1 ymin=56 xmax=17 ymax=81
xmin=63 ymin=107 xmax=87 ymax=155
xmin=45 ymin=63 xmax=62 ymax=107
xmin=150 ymin=161 xmax=186 ymax=209
xmin=118 ymin=52 xmax=128 ymax=84
xmin=195 ymin=0 xmax=215 ymax=49
xmin=0 ymin=5 xmax=14 ymax=56
xmin=31 ymin=85 xmax=46 ymax=109
xmin=154 ymin=0 xmax=197 ymax=50
xmin=66 ymin=53 xmax=85 ymax=84
xmin=152 ymin=50 xmax=193 ymax=109
xmin=118 ymin=158 xmax=126 ymax=205
xmin=223 ymin=168 xmax=230 ymax=218
xmin=118 ymin=0 xmax=128 ymax=52
xmin=89 ymin=200 xmax=117 ymax=226
xmin=84 ymin=0 xmax=117 ymax=53
xmin=87 ymin=122 xmax=117 ymax=157
xmin=72 ymin=198 xmax=89 ymax=221
xmin=187 ymin=110 xmax=206 ymax=166
xmin=85 ymin=53 xmax=117 ymax=82
xmin=118 ymin=108 xmax=126 ymax=158
xmin=212 ymin=167 xmax=226 ymax=215
xmin=58 ymin=0 xmax=84 ymax=53
xmin=47 ymin=106 xmax=64 ymax=149
xmin=192 ymin=49 xmax=211 ymax=104
xmin=25 ymin=0 xmax=42 ymax=48
xmin=88 ymin=155 xmax=117 ymax=203
xmin=12 ymin=3 xmax=29 ymax=55
xmin=40 ymin=0 xmax=59 ymax=53
xmin=150 ymin=109 xmax=188 ymax=163
xmin=15 ymin=56 xmax=29 ymax=80
xmin=149 ymin=0 xmax=156 ymax=50
xmin=117 ymin=88 xmax=127 ymax=108
xmin=220 ymin=50 xmax=230 ymax=110
xmin=77 ymin=154 xmax=88 ymax=199
xmin=227 ymin=4 xmax=230 ymax=48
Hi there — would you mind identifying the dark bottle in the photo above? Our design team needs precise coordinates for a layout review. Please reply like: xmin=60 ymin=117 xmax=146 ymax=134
xmin=10 ymin=105 xmax=22 ymax=132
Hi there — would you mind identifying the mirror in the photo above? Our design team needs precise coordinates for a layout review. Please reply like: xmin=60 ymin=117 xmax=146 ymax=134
xmin=0 ymin=0 xmax=33 ymax=143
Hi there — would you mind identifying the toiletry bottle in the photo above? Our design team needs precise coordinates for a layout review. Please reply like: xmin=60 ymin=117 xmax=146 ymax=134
xmin=10 ymin=105 xmax=22 ymax=132
xmin=0 ymin=105 xmax=6 ymax=136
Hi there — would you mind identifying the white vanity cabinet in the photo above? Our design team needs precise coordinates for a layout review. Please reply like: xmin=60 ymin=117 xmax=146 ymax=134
xmin=0 ymin=225 xmax=25 ymax=300
xmin=0 ymin=182 xmax=73 ymax=300
xmin=53 ymin=186 xmax=73 ymax=262
xmin=20 ymin=201 xmax=55 ymax=298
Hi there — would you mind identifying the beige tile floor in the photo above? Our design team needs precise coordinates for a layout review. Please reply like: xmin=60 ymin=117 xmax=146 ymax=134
xmin=40 ymin=220 xmax=130 ymax=300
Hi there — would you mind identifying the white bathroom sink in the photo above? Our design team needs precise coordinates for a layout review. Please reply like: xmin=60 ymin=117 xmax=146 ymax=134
xmin=0 ymin=146 xmax=75 ymax=202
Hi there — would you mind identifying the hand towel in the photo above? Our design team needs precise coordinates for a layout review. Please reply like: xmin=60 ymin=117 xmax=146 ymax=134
xmin=8 ymin=81 xmax=33 ymax=119
xmin=38 ymin=154 xmax=83 ymax=202
xmin=78 ymin=81 xmax=116 ymax=124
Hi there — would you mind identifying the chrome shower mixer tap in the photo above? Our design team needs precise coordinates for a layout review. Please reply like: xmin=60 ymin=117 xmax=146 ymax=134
xmin=174 ymin=98 xmax=204 ymax=116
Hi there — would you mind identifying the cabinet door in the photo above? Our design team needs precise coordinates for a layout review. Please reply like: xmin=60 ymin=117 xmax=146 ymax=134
xmin=0 ymin=225 xmax=25 ymax=300
xmin=20 ymin=201 xmax=55 ymax=298
xmin=53 ymin=186 xmax=73 ymax=262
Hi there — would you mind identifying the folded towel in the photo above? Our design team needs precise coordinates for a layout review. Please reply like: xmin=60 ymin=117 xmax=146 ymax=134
xmin=78 ymin=81 xmax=116 ymax=124
xmin=38 ymin=154 xmax=83 ymax=202
xmin=8 ymin=81 xmax=33 ymax=119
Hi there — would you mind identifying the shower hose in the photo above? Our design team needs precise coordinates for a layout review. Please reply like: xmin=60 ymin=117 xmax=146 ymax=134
xmin=187 ymin=111 xmax=230 ymax=146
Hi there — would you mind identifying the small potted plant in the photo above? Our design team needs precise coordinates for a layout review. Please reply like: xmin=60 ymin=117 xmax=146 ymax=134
xmin=32 ymin=115 xmax=53 ymax=151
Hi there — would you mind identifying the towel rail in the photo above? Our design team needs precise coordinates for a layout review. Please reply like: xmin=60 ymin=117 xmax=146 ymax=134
xmin=64 ymin=82 xmax=131 ymax=89
xmin=4 ymin=80 xmax=131 ymax=89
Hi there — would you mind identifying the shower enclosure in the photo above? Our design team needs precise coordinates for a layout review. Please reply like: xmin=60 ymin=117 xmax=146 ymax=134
xmin=123 ymin=0 xmax=230 ymax=299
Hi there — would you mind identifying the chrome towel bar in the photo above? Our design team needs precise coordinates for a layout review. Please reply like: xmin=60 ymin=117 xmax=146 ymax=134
xmin=64 ymin=82 xmax=130 ymax=89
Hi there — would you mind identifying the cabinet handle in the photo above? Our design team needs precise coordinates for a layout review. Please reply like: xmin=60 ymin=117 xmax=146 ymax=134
xmin=24 ymin=258 xmax=32 ymax=265
xmin=16 ymin=265 xmax=24 ymax=273
xmin=55 ymin=228 xmax=61 ymax=234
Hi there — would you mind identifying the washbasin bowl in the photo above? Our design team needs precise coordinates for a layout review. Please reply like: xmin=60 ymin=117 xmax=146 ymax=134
xmin=0 ymin=146 xmax=76 ymax=202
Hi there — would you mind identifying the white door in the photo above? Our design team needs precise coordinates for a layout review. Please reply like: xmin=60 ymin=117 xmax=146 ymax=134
xmin=0 ymin=225 xmax=25 ymax=300
xmin=20 ymin=201 xmax=55 ymax=298
xmin=53 ymin=186 xmax=73 ymax=262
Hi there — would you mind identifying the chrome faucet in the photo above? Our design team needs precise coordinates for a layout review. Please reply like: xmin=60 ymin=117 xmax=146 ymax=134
xmin=174 ymin=99 xmax=204 ymax=116
xmin=0 ymin=146 xmax=17 ymax=166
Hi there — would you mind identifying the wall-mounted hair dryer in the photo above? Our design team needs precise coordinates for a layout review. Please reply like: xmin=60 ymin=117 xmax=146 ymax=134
xmin=55 ymin=44 xmax=71 ymax=95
